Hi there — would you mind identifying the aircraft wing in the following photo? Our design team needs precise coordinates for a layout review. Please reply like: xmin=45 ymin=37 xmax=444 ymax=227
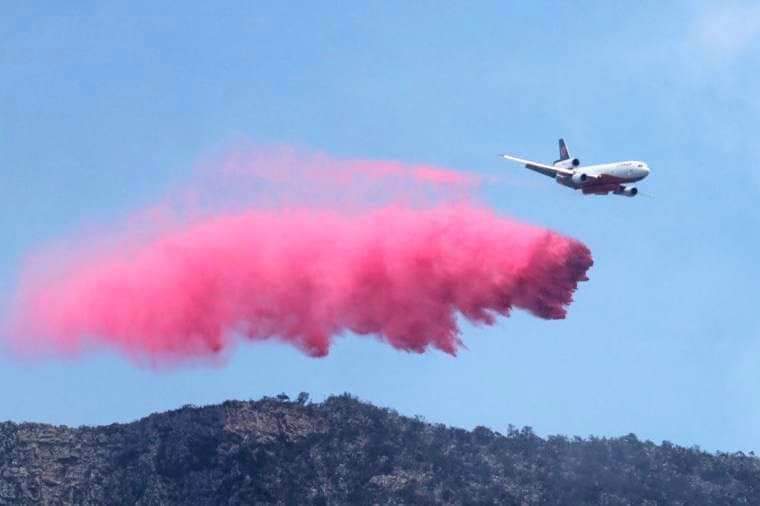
xmin=500 ymin=154 xmax=574 ymax=178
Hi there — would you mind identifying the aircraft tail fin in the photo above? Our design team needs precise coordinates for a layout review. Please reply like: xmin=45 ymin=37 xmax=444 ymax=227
xmin=554 ymin=138 xmax=570 ymax=164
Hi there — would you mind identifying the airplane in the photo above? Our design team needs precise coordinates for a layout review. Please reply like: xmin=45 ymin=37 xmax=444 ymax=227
xmin=501 ymin=139 xmax=650 ymax=197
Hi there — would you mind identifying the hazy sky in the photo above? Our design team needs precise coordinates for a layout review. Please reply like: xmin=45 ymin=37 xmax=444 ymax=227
xmin=2 ymin=1 xmax=760 ymax=453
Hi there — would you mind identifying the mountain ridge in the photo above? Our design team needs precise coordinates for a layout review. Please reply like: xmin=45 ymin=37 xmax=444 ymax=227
xmin=1 ymin=393 xmax=758 ymax=505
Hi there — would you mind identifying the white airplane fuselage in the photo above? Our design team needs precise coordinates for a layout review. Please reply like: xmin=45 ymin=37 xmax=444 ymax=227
xmin=556 ymin=161 xmax=650 ymax=196
xmin=501 ymin=139 xmax=651 ymax=197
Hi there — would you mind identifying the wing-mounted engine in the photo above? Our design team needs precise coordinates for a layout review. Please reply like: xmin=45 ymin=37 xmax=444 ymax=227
xmin=571 ymin=171 xmax=588 ymax=185
xmin=614 ymin=184 xmax=638 ymax=197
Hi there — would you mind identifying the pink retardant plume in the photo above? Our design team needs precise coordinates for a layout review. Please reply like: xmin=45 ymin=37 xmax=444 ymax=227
xmin=7 ymin=205 xmax=592 ymax=361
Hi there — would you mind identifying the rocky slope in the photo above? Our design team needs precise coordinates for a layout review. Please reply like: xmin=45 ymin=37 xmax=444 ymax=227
xmin=1 ymin=394 xmax=758 ymax=505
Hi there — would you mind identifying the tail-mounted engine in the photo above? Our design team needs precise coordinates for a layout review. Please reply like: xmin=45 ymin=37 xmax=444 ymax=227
xmin=555 ymin=158 xmax=581 ymax=170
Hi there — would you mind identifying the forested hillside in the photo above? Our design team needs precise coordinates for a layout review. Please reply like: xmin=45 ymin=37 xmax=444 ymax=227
xmin=1 ymin=394 xmax=758 ymax=505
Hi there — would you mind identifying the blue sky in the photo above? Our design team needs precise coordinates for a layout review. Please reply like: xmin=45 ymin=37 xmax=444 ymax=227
xmin=2 ymin=1 xmax=760 ymax=453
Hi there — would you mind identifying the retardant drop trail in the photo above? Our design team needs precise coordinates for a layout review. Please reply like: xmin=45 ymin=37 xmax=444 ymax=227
xmin=7 ymin=205 xmax=592 ymax=361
